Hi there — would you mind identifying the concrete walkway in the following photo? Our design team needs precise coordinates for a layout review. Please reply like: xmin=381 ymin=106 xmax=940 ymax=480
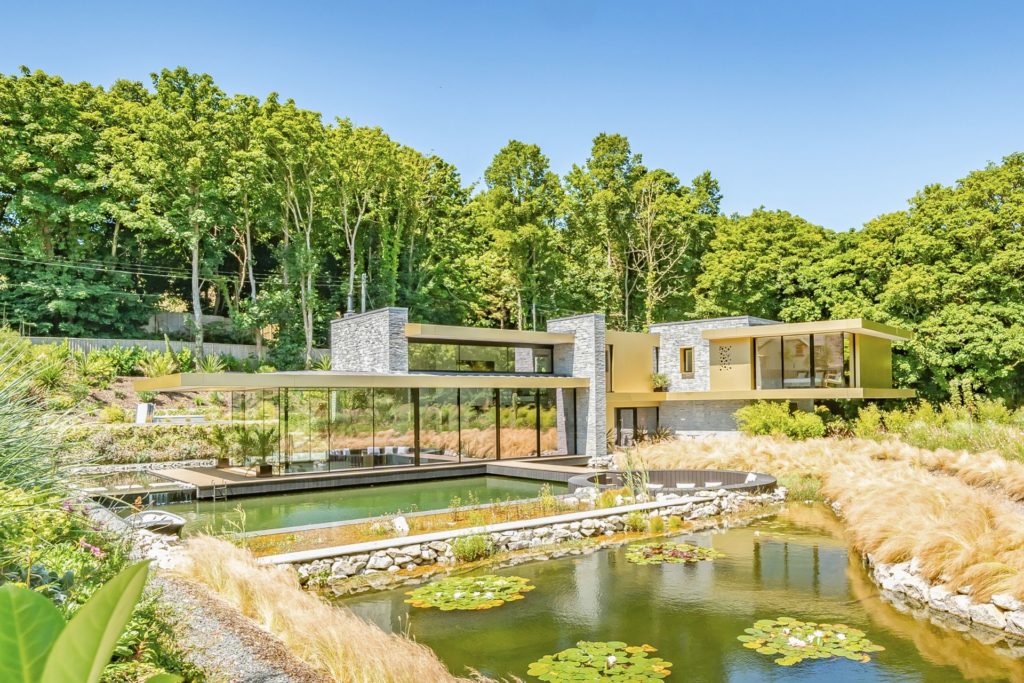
xmin=157 ymin=455 xmax=594 ymax=499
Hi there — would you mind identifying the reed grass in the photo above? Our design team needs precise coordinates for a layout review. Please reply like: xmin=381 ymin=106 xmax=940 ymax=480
xmin=630 ymin=436 xmax=1024 ymax=600
xmin=172 ymin=536 xmax=492 ymax=683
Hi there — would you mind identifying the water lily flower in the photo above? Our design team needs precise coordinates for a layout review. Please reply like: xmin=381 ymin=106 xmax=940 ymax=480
xmin=787 ymin=636 xmax=807 ymax=648
xmin=605 ymin=655 xmax=617 ymax=670
xmin=836 ymin=633 xmax=846 ymax=641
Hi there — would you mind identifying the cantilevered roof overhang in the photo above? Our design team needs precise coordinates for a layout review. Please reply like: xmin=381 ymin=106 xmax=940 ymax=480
xmin=135 ymin=371 xmax=590 ymax=393
xmin=405 ymin=323 xmax=575 ymax=346
xmin=701 ymin=318 xmax=913 ymax=342
xmin=607 ymin=387 xmax=916 ymax=402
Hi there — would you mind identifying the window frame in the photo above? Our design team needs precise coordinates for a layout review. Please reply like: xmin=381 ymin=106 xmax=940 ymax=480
xmin=680 ymin=346 xmax=695 ymax=377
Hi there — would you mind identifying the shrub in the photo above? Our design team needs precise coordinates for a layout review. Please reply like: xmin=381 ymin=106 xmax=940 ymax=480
xmin=196 ymin=353 xmax=226 ymax=374
xmin=451 ymin=534 xmax=494 ymax=563
xmin=651 ymin=372 xmax=670 ymax=390
xmin=649 ymin=515 xmax=665 ymax=534
xmin=78 ymin=352 xmax=117 ymax=388
xmin=136 ymin=351 xmax=177 ymax=378
xmin=625 ymin=511 xmax=646 ymax=532
xmin=98 ymin=405 xmax=128 ymax=424
xmin=735 ymin=401 xmax=826 ymax=440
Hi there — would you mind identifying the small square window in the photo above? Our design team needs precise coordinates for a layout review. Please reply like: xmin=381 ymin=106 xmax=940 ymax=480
xmin=680 ymin=347 xmax=694 ymax=375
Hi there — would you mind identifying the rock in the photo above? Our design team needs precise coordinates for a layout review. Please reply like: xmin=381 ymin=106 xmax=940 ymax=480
xmin=393 ymin=516 xmax=410 ymax=536
xmin=366 ymin=554 xmax=394 ymax=571
xmin=969 ymin=602 xmax=1007 ymax=630
xmin=428 ymin=541 xmax=449 ymax=552
xmin=387 ymin=565 xmax=400 ymax=573
xmin=1005 ymin=611 xmax=1024 ymax=637
xmin=399 ymin=544 xmax=421 ymax=556
xmin=563 ymin=497 xmax=579 ymax=507
xmin=404 ymin=562 xmax=417 ymax=571
xmin=569 ymin=522 xmax=581 ymax=532
xmin=392 ymin=554 xmax=413 ymax=565
xmin=992 ymin=594 xmax=1024 ymax=612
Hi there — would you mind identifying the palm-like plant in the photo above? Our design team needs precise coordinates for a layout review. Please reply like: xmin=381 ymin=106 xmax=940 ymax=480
xmin=136 ymin=352 xmax=177 ymax=378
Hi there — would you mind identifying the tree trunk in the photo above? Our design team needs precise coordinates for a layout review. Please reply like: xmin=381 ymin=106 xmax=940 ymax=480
xmin=111 ymin=221 xmax=120 ymax=258
xmin=245 ymin=219 xmax=262 ymax=358
xmin=191 ymin=228 xmax=204 ymax=358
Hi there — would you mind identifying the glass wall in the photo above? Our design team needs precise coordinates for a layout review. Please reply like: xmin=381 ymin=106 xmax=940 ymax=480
xmin=460 ymin=388 xmax=497 ymax=460
xmin=372 ymin=389 xmax=416 ymax=466
xmin=755 ymin=333 xmax=853 ymax=390
xmin=283 ymin=389 xmax=330 ymax=473
xmin=418 ymin=389 xmax=460 ymax=464
xmin=500 ymin=389 xmax=538 ymax=458
xmin=327 ymin=388 xmax=375 ymax=469
xmin=230 ymin=385 xmax=577 ymax=473
xmin=539 ymin=388 xmax=562 ymax=455
xmin=814 ymin=333 xmax=851 ymax=387
xmin=783 ymin=335 xmax=812 ymax=388
xmin=754 ymin=337 xmax=783 ymax=389
xmin=409 ymin=341 xmax=554 ymax=374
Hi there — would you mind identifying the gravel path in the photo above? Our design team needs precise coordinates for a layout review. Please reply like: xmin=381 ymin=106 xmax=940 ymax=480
xmin=150 ymin=575 xmax=328 ymax=683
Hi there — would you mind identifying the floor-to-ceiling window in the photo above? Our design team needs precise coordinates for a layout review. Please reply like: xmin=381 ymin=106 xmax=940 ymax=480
xmin=327 ymin=388 xmax=374 ymax=469
xmin=372 ymin=388 xmax=416 ymax=467
xmin=459 ymin=388 xmax=497 ymax=460
xmin=755 ymin=333 xmax=853 ymax=390
xmin=418 ymin=388 xmax=460 ymax=464
xmin=813 ymin=333 xmax=851 ymax=387
xmin=500 ymin=389 xmax=538 ymax=457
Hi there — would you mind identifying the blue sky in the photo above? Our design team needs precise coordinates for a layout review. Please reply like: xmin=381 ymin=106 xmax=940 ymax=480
xmin=4 ymin=1 xmax=1023 ymax=230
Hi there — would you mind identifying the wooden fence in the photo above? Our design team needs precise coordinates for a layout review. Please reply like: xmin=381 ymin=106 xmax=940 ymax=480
xmin=26 ymin=336 xmax=329 ymax=362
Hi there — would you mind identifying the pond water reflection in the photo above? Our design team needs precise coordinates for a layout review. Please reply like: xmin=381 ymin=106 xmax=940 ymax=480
xmin=342 ymin=505 xmax=1023 ymax=681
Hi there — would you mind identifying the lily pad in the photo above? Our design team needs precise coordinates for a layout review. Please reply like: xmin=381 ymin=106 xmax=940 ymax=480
xmin=527 ymin=640 xmax=673 ymax=681
xmin=625 ymin=542 xmax=724 ymax=565
xmin=404 ymin=574 xmax=534 ymax=611
xmin=736 ymin=617 xmax=885 ymax=667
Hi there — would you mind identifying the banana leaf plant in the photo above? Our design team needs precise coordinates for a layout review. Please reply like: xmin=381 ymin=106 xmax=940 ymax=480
xmin=0 ymin=561 xmax=180 ymax=683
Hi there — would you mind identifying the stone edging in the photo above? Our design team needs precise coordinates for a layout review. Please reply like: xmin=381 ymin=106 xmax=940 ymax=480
xmin=71 ymin=459 xmax=215 ymax=474
xmin=288 ymin=488 xmax=785 ymax=583
xmin=868 ymin=556 xmax=1024 ymax=643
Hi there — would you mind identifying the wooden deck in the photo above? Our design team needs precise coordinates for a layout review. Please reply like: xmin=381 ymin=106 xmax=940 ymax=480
xmin=156 ymin=455 xmax=595 ymax=499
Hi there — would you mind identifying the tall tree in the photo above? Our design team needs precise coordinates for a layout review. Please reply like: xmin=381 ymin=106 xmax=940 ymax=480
xmin=473 ymin=141 xmax=564 ymax=329
xmin=133 ymin=68 xmax=231 ymax=357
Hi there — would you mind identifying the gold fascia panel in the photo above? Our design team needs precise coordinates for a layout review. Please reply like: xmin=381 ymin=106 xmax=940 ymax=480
xmin=134 ymin=372 xmax=590 ymax=393
xmin=405 ymin=323 xmax=575 ymax=346
xmin=661 ymin=387 xmax=916 ymax=401
xmin=701 ymin=318 xmax=913 ymax=342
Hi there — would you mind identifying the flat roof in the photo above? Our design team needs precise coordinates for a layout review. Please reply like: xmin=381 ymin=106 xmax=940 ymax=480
xmin=700 ymin=318 xmax=913 ymax=342
xmin=606 ymin=387 xmax=916 ymax=402
xmin=404 ymin=323 xmax=575 ymax=346
xmin=135 ymin=371 xmax=590 ymax=393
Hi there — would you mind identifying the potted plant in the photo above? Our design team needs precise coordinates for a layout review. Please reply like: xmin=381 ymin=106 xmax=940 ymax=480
xmin=251 ymin=425 xmax=279 ymax=477
xmin=652 ymin=372 xmax=670 ymax=392
xmin=209 ymin=424 xmax=234 ymax=468
xmin=234 ymin=424 xmax=278 ymax=476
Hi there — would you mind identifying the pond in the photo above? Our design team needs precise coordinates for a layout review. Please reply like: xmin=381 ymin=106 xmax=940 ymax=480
xmin=160 ymin=475 xmax=566 ymax=535
xmin=341 ymin=504 xmax=1024 ymax=681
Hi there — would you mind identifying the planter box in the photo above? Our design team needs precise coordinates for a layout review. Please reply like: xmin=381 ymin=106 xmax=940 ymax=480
xmin=216 ymin=458 xmax=231 ymax=469
xmin=256 ymin=464 xmax=274 ymax=477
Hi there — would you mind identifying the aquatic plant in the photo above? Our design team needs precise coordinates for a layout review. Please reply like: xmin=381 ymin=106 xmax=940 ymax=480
xmin=625 ymin=542 xmax=723 ymax=565
xmin=737 ymin=617 xmax=884 ymax=666
xmin=405 ymin=575 xmax=534 ymax=611
xmin=451 ymin=534 xmax=494 ymax=562
xmin=527 ymin=640 xmax=673 ymax=681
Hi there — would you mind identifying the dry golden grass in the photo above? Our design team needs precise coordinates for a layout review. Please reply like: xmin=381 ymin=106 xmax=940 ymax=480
xmin=171 ymin=536 xmax=491 ymax=683
xmin=629 ymin=436 xmax=1024 ymax=601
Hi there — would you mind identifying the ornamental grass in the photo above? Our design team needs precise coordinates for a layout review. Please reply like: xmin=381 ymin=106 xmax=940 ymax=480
xmin=629 ymin=436 xmax=1024 ymax=601
xmin=172 ymin=535 xmax=493 ymax=683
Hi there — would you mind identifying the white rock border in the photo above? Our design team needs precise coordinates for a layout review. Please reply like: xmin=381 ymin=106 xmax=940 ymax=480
xmin=277 ymin=488 xmax=786 ymax=583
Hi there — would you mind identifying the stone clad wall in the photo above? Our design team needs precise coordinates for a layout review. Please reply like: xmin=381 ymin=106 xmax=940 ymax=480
xmin=658 ymin=399 xmax=751 ymax=436
xmin=330 ymin=308 xmax=409 ymax=373
xmin=547 ymin=314 xmax=606 ymax=459
xmin=649 ymin=316 xmax=776 ymax=392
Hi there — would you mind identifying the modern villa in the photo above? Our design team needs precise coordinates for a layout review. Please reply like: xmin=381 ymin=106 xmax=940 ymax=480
xmin=137 ymin=308 xmax=914 ymax=472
